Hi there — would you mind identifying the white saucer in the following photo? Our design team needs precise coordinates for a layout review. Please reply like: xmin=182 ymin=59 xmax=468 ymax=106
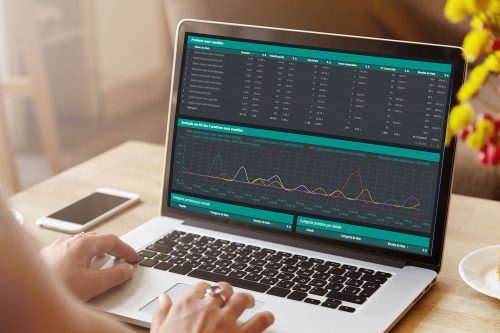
xmin=458 ymin=245 xmax=500 ymax=300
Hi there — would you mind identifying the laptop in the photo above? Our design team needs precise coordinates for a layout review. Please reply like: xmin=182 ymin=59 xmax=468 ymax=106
xmin=90 ymin=19 xmax=465 ymax=332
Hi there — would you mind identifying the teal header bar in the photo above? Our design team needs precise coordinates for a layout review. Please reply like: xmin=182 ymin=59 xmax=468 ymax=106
xmin=188 ymin=35 xmax=452 ymax=73
xmin=171 ymin=192 xmax=294 ymax=224
xmin=297 ymin=216 xmax=430 ymax=248
xmin=178 ymin=118 xmax=441 ymax=162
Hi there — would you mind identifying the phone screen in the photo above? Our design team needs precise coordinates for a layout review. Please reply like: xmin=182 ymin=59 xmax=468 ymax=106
xmin=48 ymin=192 xmax=130 ymax=225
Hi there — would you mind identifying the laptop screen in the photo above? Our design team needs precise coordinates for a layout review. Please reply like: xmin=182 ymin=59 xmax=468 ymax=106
xmin=167 ymin=33 xmax=453 ymax=257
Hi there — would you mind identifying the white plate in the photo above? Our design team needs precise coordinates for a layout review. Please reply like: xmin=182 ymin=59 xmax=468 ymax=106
xmin=458 ymin=245 xmax=500 ymax=299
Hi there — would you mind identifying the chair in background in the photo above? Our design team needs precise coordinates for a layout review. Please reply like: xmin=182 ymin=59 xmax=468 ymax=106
xmin=0 ymin=0 xmax=62 ymax=195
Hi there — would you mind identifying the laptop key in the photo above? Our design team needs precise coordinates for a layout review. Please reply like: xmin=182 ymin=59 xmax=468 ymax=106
xmin=139 ymin=258 xmax=158 ymax=267
xmin=188 ymin=269 xmax=270 ymax=293
xmin=293 ymin=276 xmax=311 ymax=285
xmin=261 ymin=276 xmax=279 ymax=285
xmin=310 ymin=279 xmax=327 ymax=288
xmin=276 ymin=272 xmax=294 ymax=280
xmin=304 ymin=298 xmax=321 ymax=305
xmin=343 ymin=286 xmax=361 ymax=295
xmin=205 ymin=249 xmax=222 ymax=257
xmin=346 ymin=278 xmax=364 ymax=287
xmin=154 ymin=239 xmax=178 ymax=248
xmin=361 ymin=273 xmax=387 ymax=284
xmin=265 ymin=262 xmax=282 ymax=270
xmin=234 ymin=256 xmax=252 ymax=264
xmin=251 ymin=251 xmax=268 ymax=260
xmin=190 ymin=247 xmax=206 ymax=255
xmin=175 ymin=243 xmax=192 ymax=251
xmin=321 ymin=299 xmax=341 ymax=309
xmin=266 ymin=254 xmax=283 ymax=263
xmin=154 ymin=262 xmax=174 ymax=271
xmin=261 ymin=269 xmax=279 ymax=277
xmin=245 ymin=272 xmax=262 ymax=282
xmin=325 ymin=283 xmax=344 ymax=292
xmin=314 ymin=264 xmax=331 ymax=273
xmin=230 ymin=262 xmax=247 ymax=271
xmin=326 ymin=291 xmax=366 ymax=304
xmin=213 ymin=266 xmax=232 ymax=275
xmin=363 ymin=281 xmax=381 ymax=291
xmin=139 ymin=250 xmax=157 ymax=258
xmin=292 ymin=254 xmax=307 ymax=261
xmin=282 ymin=265 xmax=299 ymax=273
xmin=330 ymin=275 xmax=347 ymax=284
xmin=297 ymin=269 xmax=315 ymax=277
xmin=201 ymin=256 xmax=218 ymax=264
xmin=245 ymin=266 xmax=262 ymax=274
xmin=358 ymin=268 xmax=374 ymax=274
xmin=326 ymin=261 xmax=341 ymax=268
xmin=214 ymin=259 xmax=232 ymax=267
xmin=277 ymin=251 xmax=292 ymax=257
xmin=313 ymin=272 xmax=330 ymax=280
xmin=329 ymin=268 xmax=347 ymax=276
xmin=170 ymin=250 xmax=188 ymax=258
xmin=229 ymin=270 xmax=247 ymax=278
xmin=339 ymin=305 xmax=356 ymax=313
xmin=168 ymin=257 xmax=186 ymax=266
xmin=375 ymin=271 xmax=392 ymax=278
xmin=345 ymin=271 xmax=363 ymax=279
xmin=169 ymin=265 xmax=193 ymax=275
xmin=310 ymin=287 xmax=328 ymax=296
xmin=235 ymin=248 xmax=253 ymax=256
xmin=276 ymin=280 xmax=295 ymax=289
xmin=220 ymin=252 xmax=237 ymax=260
xmin=281 ymin=258 xmax=299 ymax=265
xmin=154 ymin=253 xmax=171 ymax=261
xmin=198 ymin=263 xmax=216 ymax=272
xmin=250 ymin=259 xmax=267 ymax=267
xmin=341 ymin=264 xmax=357 ymax=271
xmin=298 ymin=261 xmax=315 ymax=269
xmin=293 ymin=284 xmax=311 ymax=293
xmin=287 ymin=291 xmax=307 ymax=301
xmin=186 ymin=253 xmax=203 ymax=261
xmin=267 ymin=287 xmax=290 ymax=297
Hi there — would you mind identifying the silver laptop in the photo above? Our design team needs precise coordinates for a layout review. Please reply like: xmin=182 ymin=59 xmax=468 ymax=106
xmin=90 ymin=19 xmax=465 ymax=332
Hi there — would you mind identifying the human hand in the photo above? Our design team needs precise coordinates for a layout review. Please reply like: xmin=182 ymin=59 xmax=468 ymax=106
xmin=151 ymin=282 xmax=274 ymax=333
xmin=40 ymin=232 xmax=140 ymax=301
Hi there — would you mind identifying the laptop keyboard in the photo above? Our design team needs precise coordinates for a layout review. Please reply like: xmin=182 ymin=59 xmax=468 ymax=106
xmin=137 ymin=230 xmax=392 ymax=313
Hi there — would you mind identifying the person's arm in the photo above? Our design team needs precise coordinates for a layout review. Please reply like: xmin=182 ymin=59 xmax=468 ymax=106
xmin=0 ymin=196 xmax=134 ymax=333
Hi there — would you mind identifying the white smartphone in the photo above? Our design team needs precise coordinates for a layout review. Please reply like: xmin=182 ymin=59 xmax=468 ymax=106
xmin=36 ymin=188 xmax=140 ymax=234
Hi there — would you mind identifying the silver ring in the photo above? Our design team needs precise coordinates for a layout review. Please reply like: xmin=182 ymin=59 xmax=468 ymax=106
xmin=204 ymin=285 xmax=227 ymax=306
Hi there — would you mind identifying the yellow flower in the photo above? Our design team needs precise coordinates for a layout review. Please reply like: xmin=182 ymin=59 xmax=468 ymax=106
xmin=470 ymin=16 xmax=485 ymax=29
xmin=457 ymin=80 xmax=482 ymax=101
xmin=466 ymin=131 xmax=486 ymax=150
xmin=469 ymin=64 xmax=490 ymax=84
xmin=484 ymin=52 xmax=500 ymax=72
xmin=476 ymin=118 xmax=495 ymax=137
xmin=445 ymin=0 xmax=469 ymax=22
xmin=487 ymin=0 xmax=500 ymax=13
xmin=445 ymin=0 xmax=492 ymax=22
xmin=462 ymin=28 xmax=491 ymax=62
xmin=449 ymin=103 xmax=474 ymax=133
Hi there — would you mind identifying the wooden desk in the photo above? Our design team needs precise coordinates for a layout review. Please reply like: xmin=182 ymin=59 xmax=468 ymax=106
xmin=9 ymin=141 xmax=500 ymax=332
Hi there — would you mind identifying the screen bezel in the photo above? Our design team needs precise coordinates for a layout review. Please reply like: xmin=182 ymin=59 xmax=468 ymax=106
xmin=161 ymin=19 xmax=465 ymax=271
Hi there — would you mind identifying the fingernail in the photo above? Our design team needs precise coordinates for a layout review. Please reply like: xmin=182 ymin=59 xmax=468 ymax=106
xmin=159 ymin=293 xmax=167 ymax=305
xmin=125 ymin=263 xmax=135 ymax=271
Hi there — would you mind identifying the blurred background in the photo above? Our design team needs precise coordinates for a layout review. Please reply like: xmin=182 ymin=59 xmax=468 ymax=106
xmin=0 ymin=0 xmax=498 ymax=199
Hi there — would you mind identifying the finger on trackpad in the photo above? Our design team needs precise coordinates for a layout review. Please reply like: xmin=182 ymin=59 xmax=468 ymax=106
xmin=140 ymin=283 xmax=265 ymax=322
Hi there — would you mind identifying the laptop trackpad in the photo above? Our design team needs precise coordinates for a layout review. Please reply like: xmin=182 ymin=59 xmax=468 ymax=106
xmin=140 ymin=283 xmax=265 ymax=322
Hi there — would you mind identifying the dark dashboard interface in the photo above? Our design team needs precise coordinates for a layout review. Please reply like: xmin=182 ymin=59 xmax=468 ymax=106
xmin=168 ymin=33 xmax=453 ymax=256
